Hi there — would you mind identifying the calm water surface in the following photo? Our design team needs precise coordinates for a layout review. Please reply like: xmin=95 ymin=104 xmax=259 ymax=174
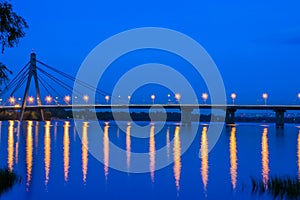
xmin=0 ymin=120 xmax=299 ymax=200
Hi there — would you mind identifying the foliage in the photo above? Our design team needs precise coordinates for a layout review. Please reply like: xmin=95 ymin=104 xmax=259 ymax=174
xmin=0 ymin=168 xmax=21 ymax=196
xmin=0 ymin=1 xmax=28 ymax=86
xmin=0 ymin=1 xmax=28 ymax=53
xmin=251 ymin=176 xmax=300 ymax=199
xmin=0 ymin=61 xmax=12 ymax=87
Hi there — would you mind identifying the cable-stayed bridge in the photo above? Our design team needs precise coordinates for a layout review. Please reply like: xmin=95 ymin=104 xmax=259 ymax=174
xmin=1 ymin=53 xmax=300 ymax=128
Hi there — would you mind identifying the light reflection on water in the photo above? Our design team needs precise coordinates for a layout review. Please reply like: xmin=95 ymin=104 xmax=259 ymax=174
xmin=298 ymin=130 xmax=300 ymax=180
xmin=103 ymin=122 xmax=109 ymax=180
xmin=173 ymin=126 xmax=181 ymax=192
xmin=26 ymin=121 xmax=33 ymax=190
xmin=44 ymin=121 xmax=51 ymax=186
xmin=82 ymin=121 xmax=89 ymax=184
xmin=63 ymin=121 xmax=70 ymax=182
xmin=1 ymin=121 xmax=300 ymax=200
xmin=200 ymin=126 xmax=209 ymax=192
xmin=261 ymin=127 xmax=269 ymax=188
xmin=166 ymin=127 xmax=170 ymax=159
xmin=229 ymin=126 xmax=238 ymax=189
xmin=126 ymin=122 xmax=131 ymax=172
xmin=15 ymin=121 xmax=20 ymax=165
xmin=7 ymin=120 xmax=14 ymax=172
xmin=149 ymin=124 xmax=155 ymax=182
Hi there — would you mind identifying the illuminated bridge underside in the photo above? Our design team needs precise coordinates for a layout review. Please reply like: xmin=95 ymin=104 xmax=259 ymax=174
xmin=0 ymin=104 xmax=298 ymax=128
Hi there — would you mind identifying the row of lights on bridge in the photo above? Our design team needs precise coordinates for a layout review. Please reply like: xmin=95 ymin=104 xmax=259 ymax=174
xmin=2 ymin=92 xmax=293 ymax=106
xmin=4 ymin=94 xmax=111 ymax=106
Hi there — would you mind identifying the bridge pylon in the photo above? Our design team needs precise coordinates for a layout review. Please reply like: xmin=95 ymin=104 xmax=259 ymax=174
xmin=20 ymin=52 xmax=44 ymax=121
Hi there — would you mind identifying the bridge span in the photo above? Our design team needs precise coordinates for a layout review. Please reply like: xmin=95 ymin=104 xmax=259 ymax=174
xmin=1 ymin=104 xmax=300 ymax=128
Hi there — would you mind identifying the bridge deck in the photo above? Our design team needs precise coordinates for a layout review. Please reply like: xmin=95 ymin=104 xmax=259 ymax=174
xmin=1 ymin=104 xmax=300 ymax=111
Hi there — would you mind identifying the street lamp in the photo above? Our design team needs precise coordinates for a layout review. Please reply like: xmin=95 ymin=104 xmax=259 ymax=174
xmin=298 ymin=93 xmax=300 ymax=100
xmin=231 ymin=93 xmax=237 ymax=104
xmin=9 ymin=97 xmax=15 ymax=105
xmin=45 ymin=96 xmax=52 ymax=104
xmin=83 ymin=95 xmax=89 ymax=103
xmin=105 ymin=95 xmax=110 ymax=104
xmin=175 ymin=93 xmax=181 ymax=103
xmin=28 ymin=96 xmax=34 ymax=104
xmin=262 ymin=93 xmax=268 ymax=105
xmin=64 ymin=95 xmax=71 ymax=104
xmin=151 ymin=94 xmax=155 ymax=104
xmin=202 ymin=93 xmax=208 ymax=104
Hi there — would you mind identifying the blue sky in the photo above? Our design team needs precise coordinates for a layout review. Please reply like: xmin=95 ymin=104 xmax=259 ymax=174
xmin=1 ymin=0 xmax=300 ymax=104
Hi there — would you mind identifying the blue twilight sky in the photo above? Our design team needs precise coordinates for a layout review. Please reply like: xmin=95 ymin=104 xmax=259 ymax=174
xmin=1 ymin=0 xmax=300 ymax=105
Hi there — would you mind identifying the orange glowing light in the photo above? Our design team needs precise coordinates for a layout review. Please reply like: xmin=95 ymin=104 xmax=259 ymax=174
xmin=82 ymin=122 xmax=89 ymax=183
xmin=64 ymin=95 xmax=71 ymax=104
xmin=202 ymin=93 xmax=208 ymax=103
xmin=83 ymin=95 xmax=89 ymax=103
xmin=44 ymin=121 xmax=51 ymax=186
xmin=105 ymin=95 xmax=109 ymax=103
xmin=262 ymin=128 xmax=269 ymax=188
xmin=229 ymin=127 xmax=238 ymax=189
xmin=175 ymin=93 xmax=181 ymax=102
xmin=26 ymin=121 xmax=33 ymax=190
xmin=63 ymin=121 xmax=70 ymax=182
xmin=173 ymin=126 xmax=181 ymax=192
xmin=149 ymin=125 xmax=155 ymax=182
xmin=28 ymin=96 xmax=34 ymax=104
xmin=9 ymin=97 xmax=16 ymax=105
xmin=45 ymin=96 xmax=52 ymax=103
xmin=103 ymin=122 xmax=109 ymax=180
xmin=262 ymin=93 xmax=268 ymax=100
xmin=126 ymin=123 xmax=131 ymax=171
xmin=297 ymin=130 xmax=300 ymax=180
xmin=200 ymin=126 xmax=209 ymax=191
xmin=8 ymin=121 xmax=14 ymax=172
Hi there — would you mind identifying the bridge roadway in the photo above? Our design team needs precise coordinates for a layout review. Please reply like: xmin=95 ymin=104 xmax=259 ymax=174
xmin=1 ymin=104 xmax=300 ymax=128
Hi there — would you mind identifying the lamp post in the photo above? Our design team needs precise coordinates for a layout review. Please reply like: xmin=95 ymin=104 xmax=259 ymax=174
xmin=262 ymin=93 xmax=268 ymax=105
xmin=202 ymin=93 xmax=208 ymax=104
xmin=151 ymin=94 xmax=155 ymax=104
xmin=28 ymin=96 xmax=34 ymax=104
xmin=105 ymin=95 xmax=110 ymax=104
xmin=175 ymin=93 xmax=181 ymax=103
xmin=9 ymin=97 xmax=16 ymax=105
xmin=83 ymin=95 xmax=89 ymax=103
xmin=64 ymin=95 xmax=71 ymax=104
xmin=231 ymin=93 xmax=237 ymax=104
xmin=45 ymin=96 xmax=52 ymax=104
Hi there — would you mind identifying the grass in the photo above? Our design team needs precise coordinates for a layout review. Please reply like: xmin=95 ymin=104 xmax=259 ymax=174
xmin=0 ymin=168 xmax=21 ymax=196
xmin=251 ymin=176 xmax=300 ymax=199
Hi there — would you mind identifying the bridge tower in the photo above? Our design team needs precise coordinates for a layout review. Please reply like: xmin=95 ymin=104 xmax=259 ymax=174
xmin=20 ymin=52 xmax=44 ymax=121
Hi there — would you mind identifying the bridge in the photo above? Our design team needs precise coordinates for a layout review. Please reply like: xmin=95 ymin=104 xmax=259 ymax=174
xmin=0 ymin=53 xmax=298 ymax=128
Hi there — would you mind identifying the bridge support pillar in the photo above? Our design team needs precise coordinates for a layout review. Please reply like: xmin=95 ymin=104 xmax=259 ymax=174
xmin=226 ymin=108 xmax=236 ymax=125
xmin=181 ymin=107 xmax=193 ymax=125
xmin=275 ymin=109 xmax=285 ymax=128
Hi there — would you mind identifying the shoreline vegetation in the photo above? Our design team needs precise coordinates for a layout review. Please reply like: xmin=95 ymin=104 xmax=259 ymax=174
xmin=0 ymin=168 xmax=21 ymax=197
xmin=0 ymin=109 xmax=300 ymax=123
xmin=251 ymin=176 xmax=300 ymax=199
